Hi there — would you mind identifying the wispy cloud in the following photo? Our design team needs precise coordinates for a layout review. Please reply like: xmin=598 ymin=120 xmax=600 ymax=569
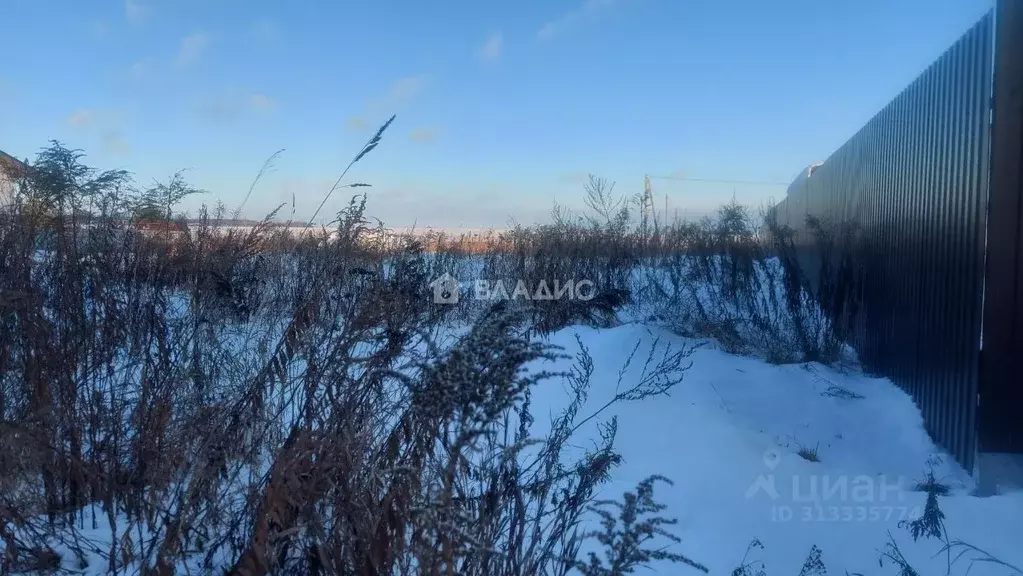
xmin=128 ymin=61 xmax=149 ymax=79
xmin=478 ymin=32 xmax=503 ymax=63
xmin=248 ymin=93 xmax=277 ymax=111
xmin=67 ymin=110 xmax=95 ymax=128
xmin=124 ymin=0 xmax=149 ymax=22
xmin=557 ymin=171 xmax=591 ymax=185
xmin=176 ymin=32 xmax=210 ymax=68
xmin=102 ymin=131 xmax=132 ymax=156
xmin=67 ymin=109 xmax=132 ymax=156
xmin=388 ymin=76 xmax=426 ymax=103
xmin=345 ymin=116 xmax=371 ymax=133
xmin=346 ymin=75 xmax=426 ymax=133
xmin=345 ymin=116 xmax=369 ymax=133
xmin=196 ymin=91 xmax=278 ymax=123
xmin=197 ymin=98 xmax=240 ymax=123
xmin=409 ymin=127 xmax=440 ymax=144
xmin=89 ymin=20 xmax=110 ymax=38
xmin=251 ymin=18 xmax=281 ymax=42
xmin=0 ymin=79 xmax=15 ymax=111
xmin=537 ymin=0 xmax=617 ymax=40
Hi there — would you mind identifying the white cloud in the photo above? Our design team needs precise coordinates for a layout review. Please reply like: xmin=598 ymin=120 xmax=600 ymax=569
xmin=537 ymin=0 xmax=617 ymax=40
xmin=125 ymin=0 xmax=149 ymax=22
xmin=478 ymin=32 xmax=503 ymax=63
xmin=176 ymin=32 xmax=210 ymax=68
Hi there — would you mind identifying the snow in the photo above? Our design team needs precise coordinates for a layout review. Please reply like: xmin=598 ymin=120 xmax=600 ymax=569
xmin=12 ymin=315 xmax=1023 ymax=575
xmin=526 ymin=323 xmax=1023 ymax=576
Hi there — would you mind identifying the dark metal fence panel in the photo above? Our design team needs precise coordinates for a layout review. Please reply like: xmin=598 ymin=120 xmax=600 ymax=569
xmin=771 ymin=13 xmax=994 ymax=471
xmin=981 ymin=0 xmax=1023 ymax=455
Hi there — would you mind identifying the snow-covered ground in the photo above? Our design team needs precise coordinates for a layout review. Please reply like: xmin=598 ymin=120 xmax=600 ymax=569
xmin=17 ymin=318 xmax=1023 ymax=575
xmin=526 ymin=323 xmax=1022 ymax=576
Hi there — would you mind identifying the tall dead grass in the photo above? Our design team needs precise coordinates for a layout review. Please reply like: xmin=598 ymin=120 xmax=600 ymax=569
xmin=0 ymin=136 xmax=709 ymax=575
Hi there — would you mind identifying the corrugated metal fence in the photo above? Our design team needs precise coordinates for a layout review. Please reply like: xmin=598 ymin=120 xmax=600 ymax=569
xmin=981 ymin=0 xmax=1023 ymax=458
xmin=771 ymin=12 xmax=998 ymax=472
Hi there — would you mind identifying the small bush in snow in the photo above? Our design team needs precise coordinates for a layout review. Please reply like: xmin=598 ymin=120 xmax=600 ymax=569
xmin=796 ymin=442 xmax=821 ymax=463
xmin=575 ymin=475 xmax=708 ymax=575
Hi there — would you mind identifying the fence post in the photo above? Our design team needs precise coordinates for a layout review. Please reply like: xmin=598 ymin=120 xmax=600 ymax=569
xmin=980 ymin=0 xmax=1023 ymax=459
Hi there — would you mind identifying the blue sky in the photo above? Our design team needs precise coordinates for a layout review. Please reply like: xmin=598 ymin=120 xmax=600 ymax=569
xmin=0 ymin=0 xmax=993 ymax=227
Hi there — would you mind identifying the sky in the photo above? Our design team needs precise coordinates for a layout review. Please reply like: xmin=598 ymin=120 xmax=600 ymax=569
xmin=0 ymin=0 xmax=995 ymax=228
